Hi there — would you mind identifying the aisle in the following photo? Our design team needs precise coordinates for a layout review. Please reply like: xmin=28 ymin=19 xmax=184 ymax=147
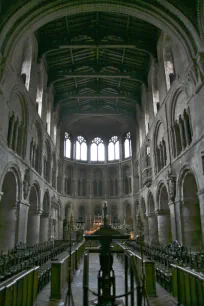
xmin=35 ymin=252 xmax=177 ymax=306
xmin=34 ymin=253 xmax=126 ymax=306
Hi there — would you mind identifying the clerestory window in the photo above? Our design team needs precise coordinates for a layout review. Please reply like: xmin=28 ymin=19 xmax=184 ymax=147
xmin=76 ymin=136 xmax=87 ymax=161
xmin=124 ymin=132 xmax=132 ymax=158
xmin=108 ymin=136 xmax=120 ymax=161
xmin=91 ymin=137 xmax=105 ymax=162
xmin=64 ymin=132 xmax=71 ymax=158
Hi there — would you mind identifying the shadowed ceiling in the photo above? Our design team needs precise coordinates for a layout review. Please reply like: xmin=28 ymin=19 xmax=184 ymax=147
xmin=36 ymin=12 xmax=160 ymax=119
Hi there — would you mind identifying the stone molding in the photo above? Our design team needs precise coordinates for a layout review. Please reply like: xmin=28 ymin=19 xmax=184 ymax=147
xmin=155 ymin=209 xmax=170 ymax=216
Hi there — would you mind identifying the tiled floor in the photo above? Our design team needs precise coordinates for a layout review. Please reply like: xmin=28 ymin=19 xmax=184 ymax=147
xmin=34 ymin=253 xmax=177 ymax=306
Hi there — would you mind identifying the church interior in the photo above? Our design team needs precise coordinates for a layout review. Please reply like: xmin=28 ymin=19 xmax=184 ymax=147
xmin=0 ymin=1 xmax=204 ymax=305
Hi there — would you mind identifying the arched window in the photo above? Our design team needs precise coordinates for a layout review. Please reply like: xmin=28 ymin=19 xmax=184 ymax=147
xmin=64 ymin=132 xmax=71 ymax=158
xmin=108 ymin=136 xmax=119 ymax=161
xmin=36 ymin=69 xmax=43 ymax=117
xmin=76 ymin=136 xmax=87 ymax=161
xmin=152 ymin=64 xmax=160 ymax=116
xmin=124 ymin=132 xmax=132 ymax=158
xmin=91 ymin=137 xmax=105 ymax=162
xmin=163 ymin=35 xmax=175 ymax=91
xmin=53 ymin=125 xmax=57 ymax=146
xmin=46 ymin=103 xmax=51 ymax=135
xmin=21 ymin=39 xmax=32 ymax=91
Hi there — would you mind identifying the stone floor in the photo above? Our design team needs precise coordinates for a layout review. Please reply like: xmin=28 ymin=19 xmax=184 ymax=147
xmin=34 ymin=253 xmax=177 ymax=306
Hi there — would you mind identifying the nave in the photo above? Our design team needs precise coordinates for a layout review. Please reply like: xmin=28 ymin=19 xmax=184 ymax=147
xmin=34 ymin=253 xmax=176 ymax=306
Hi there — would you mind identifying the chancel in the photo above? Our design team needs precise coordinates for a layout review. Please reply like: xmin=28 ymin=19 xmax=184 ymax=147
xmin=0 ymin=1 xmax=204 ymax=306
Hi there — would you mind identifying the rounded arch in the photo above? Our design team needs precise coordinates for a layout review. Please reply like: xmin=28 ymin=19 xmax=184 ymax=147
xmin=147 ymin=191 xmax=155 ymax=214
xmin=30 ymin=120 xmax=43 ymax=173
xmin=156 ymin=182 xmax=172 ymax=245
xmin=28 ymin=181 xmax=40 ymax=211
xmin=179 ymin=168 xmax=202 ymax=250
xmin=169 ymin=85 xmax=188 ymax=126
xmin=156 ymin=181 xmax=169 ymax=210
xmin=42 ymin=189 xmax=50 ymax=214
xmin=0 ymin=163 xmax=22 ymax=200
xmin=0 ymin=168 xmax=20 ymax=251
xmin=1 ymin=1 xmax=200 ymax=64
xmin=8 ymin=88 xmax=28 ymax=158
xmin=177 ymin=164 xmax=200 ymax=200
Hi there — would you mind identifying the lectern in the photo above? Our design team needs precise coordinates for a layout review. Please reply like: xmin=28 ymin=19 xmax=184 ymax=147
xmin=84 ymin=202 xmax=130 ymax=306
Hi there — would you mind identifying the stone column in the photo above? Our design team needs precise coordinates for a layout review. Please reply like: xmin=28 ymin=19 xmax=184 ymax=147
xmin=39 ymin=213 xmax=50 ymax=243
xmin=197 ymin=189 xmax=204 ymax=248
xmin=168 ymin=201 xmax=177 ymax=241
xmin=156 ymin=209 xmax=172 ymax=246
xmin=27 ymin=210 xmax=42 ymax=246
xmin=17 ymin=200 xmax=30 ymax=244
xmin=181 ymin=198 xmax=202 ymax=251
xmin=0 ymin=205 xmax=17 ymax=252
xmin=143 ymin=215 xmax=149 ymax=245
xmin=58 ymin=217 xmax=63 ymax=240
xmin=147 ymin=213 xmax=159 ymax=246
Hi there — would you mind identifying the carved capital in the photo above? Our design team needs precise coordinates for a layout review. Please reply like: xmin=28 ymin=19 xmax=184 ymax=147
xmin=23 ymin=168 xmax=31 ymax=200
xmin=167 ymin=169 xmax=176 ymax=202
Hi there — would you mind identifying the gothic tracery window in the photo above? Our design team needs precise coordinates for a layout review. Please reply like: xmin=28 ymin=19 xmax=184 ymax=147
xmin=64 ymin=132 xmax=71 ymax=158
xmin=76 ymin=136 xmax=87 ymax=161
xmin=124 ymin=132 xmax=132 ymax=158
xmin=108 ymin=136 xmax=120 ymax=161
xmin=91 ymin=137 xmax=105 ymax=162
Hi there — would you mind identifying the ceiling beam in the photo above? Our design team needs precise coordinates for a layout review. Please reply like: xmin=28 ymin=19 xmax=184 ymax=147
xmin=57 ymin=94 xmax=137 ymax=99
xmin=50 ymin=72 xmax=144 ymax=85
xmin=59 ymin=43 xmax=140 ymax=49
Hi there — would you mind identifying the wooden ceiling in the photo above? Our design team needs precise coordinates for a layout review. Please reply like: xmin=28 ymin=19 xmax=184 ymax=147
xmin=36 ymin=12 xmax=160 ymax=118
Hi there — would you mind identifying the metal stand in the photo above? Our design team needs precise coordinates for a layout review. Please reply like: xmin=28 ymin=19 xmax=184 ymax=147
xmin=137 ymin=216 xmax=150 ymax=306
xmin=64 ymin=222 xmax=75 ymax=306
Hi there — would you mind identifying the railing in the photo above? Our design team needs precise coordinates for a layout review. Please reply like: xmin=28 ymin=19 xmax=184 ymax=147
xmin=50 ymin=241 xmax=85 ymax=299
xmin=0 ymin=241 xmax=69 ymax=284
xmin=171 ymin=264 xmax=204 ymax=306
xmin=0 ymin=266 xmax=38 ymax=306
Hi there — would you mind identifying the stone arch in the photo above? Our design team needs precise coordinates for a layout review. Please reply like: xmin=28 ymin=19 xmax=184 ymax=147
xmin=179 ymin=168 xmax=202 ymax=250
xmin=0 ymin=163 xmax=22 ymax=200
xmin=156 ymin=182 xmax=172 ymax=245
xmin=153 ymin=121 xmax=167 ymax=173
xmin=0 ymin=168 xmax=21 ymax=251
xmin=147 ymin=192 xmax=159 ymax=245
xmin=44 ymin=139 xmax=51 ymax=182
xmin=26 ymin=182 xmax=41 ymax=245
xmin=30 ymin=120 xmax=43 ymax=174
xmin=1 ymin=1 xmax=200 ymax=66
xmin=39 ymin=190 xmax=50 ymax=243
xmin=169 ymin=87 xmax=192 ymax=157
xmin=8 ymin=89 xmax=28 ymax=158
